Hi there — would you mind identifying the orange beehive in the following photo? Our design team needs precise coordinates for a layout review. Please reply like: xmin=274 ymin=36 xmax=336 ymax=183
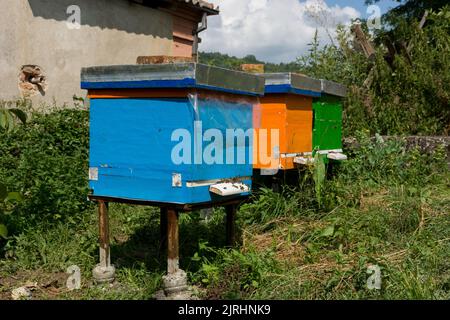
xmin=254 ymin=73 xmax=322 ymax=171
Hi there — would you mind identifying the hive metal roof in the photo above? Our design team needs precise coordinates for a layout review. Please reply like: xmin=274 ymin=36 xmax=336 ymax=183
xmin=261 ymin=73 xmax=347 ymax=98
xmin=262 ymin=73 xmax=322 ymax=97
xmin=320 ymin=79 xmax=347 ymax=97
xmin=81 ymin=63 xmax=264 ymax=96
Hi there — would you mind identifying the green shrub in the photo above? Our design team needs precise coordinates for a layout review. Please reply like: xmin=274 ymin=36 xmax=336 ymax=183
xmin=1 ymin=100 xmax=29 ymax=245
xmin=0 ymin=108 xmax=91 ymax=234
xmin=190 ymin=241 xmax=280 ymax=299
xmin=324 ymin=132 xmax=448 ymax=209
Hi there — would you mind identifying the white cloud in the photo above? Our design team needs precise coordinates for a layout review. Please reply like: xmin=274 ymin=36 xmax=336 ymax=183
xmin=199 ymin=0 xmax=360 ymax=63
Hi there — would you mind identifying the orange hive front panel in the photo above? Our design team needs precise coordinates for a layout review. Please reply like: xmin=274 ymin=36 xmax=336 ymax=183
xmin=255 ymin=94 xmax=313 ymax=170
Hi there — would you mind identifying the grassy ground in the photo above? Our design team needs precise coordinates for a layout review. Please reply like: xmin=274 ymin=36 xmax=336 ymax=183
xmin=0 ymin=174 xmax=448 ymax=300
xmin=0 ymin=108 xmax=449 ymax=300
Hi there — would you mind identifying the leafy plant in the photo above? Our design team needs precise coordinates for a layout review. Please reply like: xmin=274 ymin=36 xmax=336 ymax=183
xmin=191 ymin=240 xmax=279 ymax=299
xmin=0 ymin=103 xmax=27 ymax=243
xmin=0 ymin=108 xmax=90 ymax=235
xmin=0 ymin=182 xmax=8 ymax=239
xmin=312 ymin=153 xmax=326 ymax=208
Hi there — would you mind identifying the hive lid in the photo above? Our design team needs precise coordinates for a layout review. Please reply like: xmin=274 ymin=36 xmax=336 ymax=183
xmin=262 ymin=73 xmax=322 ymax=97
xmin=321 ymin=79 xmax=347 ymax=97
xmin=81 ymin=63 xmax=265 ymax=96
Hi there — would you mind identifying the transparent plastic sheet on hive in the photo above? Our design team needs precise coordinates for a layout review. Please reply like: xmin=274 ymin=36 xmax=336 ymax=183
xmin=187 ymin=92 xmax=278 ymax=171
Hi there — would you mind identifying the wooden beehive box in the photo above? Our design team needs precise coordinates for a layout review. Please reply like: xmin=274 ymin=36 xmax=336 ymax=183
xmin=313 ymin=80 xmax=347 ymax=160
xmin=254 ymin=73 xmax=322 ymax=171
xmin=81 ymin=63 xmax=264 ymax=205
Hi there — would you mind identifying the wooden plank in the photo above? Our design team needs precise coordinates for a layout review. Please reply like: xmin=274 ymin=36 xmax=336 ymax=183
xmin=173 ymin=36 xmax=194 ymax=58
xmin=352 ymin=24 xmax=376 ymax=59
xmin=241 ymin=64 xmax=265 ymax=73
xmin=136 ymin=56 xmax=194 ymax=64
xmin=98 ymin=200 xmax=110 ymax=268
xmin=167 ymin=208 xmax=179 ymax=274
xmin=88 ymin=195 xmax=250 ymax=212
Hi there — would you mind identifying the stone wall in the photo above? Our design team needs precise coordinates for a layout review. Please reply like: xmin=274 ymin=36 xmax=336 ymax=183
xmin=1 ymin=0 xmax=174 ymax=107
xmin=344 ymin=136 xmax=450 ymax=166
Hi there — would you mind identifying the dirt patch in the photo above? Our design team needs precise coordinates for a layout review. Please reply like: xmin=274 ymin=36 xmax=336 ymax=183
xmin=359 ymin=189 xmax=391 ymax=211
xmin=0 ymin=270 xmax=68 ymax=300
xmin=243 ymin=219 xmax=328 ymax=264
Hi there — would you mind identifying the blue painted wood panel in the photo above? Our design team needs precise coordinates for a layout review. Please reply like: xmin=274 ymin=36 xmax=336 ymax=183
xmin=89 ymin=97 xmax=253 ymax=204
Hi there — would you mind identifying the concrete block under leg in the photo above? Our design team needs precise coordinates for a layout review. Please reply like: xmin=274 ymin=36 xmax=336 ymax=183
xmin=93 ymin=264 xmax=116 ymax=284
xmin=163 ymin=269 xmax=188 ymax=296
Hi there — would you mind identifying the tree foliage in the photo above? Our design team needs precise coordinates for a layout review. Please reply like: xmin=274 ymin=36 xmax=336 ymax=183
xmin=303 ymin=7 xmax=449 ymax=135
xmin=199 ymin=52 xmax=304 ymax=73
xmin=201 ymin=6 xmax=450 ymax=136
xmin=366 ymin=0 xmax=449 ymax=22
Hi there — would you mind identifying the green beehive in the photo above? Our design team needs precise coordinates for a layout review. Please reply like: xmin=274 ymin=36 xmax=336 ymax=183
xmin=313 ymin=80 xmax=347 ymax=162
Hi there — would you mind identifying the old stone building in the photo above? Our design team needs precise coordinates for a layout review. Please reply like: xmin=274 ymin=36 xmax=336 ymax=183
xmin=1 ymin=0 xmax=218 ymax=106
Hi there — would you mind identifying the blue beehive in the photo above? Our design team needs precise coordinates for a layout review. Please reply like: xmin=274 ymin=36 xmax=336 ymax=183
xmin=81 ymin=63 xmax=264 ymax=205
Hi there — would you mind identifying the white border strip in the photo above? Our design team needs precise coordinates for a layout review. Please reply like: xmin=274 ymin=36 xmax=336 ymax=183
xmin=316 ymin=149 xmax=343 ymax=155
xmin=186 ymin=176 xmax=251 ymax=188
xmin=280 ymin=152 xmax=313 ymax=158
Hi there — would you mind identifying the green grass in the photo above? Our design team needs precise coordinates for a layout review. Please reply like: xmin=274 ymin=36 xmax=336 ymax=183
xmin=2 ymin=162 xmax=447 ymax=300
xmin=187 ymin=174 xmax=449 ymax=300
xmin=0 ymin=107 xmax=449 ymax=300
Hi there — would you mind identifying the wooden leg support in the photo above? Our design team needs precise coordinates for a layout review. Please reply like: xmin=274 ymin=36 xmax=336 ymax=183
xmin=167 ymin=208 xmax=179 ymax=275
xmin=163 ymin=208 xmax=188 ymax=296
xmin=226 ymin=204 xmax=237 ymax=247
xmin=92 ymin=200 xmax=115 ymax=284
xmin=272 ymin=176 xmax=280 ymax=193
xmin=99 ymin=200 xmax=110 ymax=267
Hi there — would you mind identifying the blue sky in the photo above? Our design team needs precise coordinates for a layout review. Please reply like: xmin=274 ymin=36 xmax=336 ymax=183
xmin=326 ymin=0 xmax=400 ymax=14
xmin=200 ymin=0 xmax=401 ymax=63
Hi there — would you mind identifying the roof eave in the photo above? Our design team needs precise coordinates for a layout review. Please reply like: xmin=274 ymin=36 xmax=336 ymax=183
xmin=169 ymin=0 xmax=220 ymax=15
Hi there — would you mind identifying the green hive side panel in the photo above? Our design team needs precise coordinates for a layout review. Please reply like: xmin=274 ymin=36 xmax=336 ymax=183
xmin=313 ymin=96 xmax=343 ymax=152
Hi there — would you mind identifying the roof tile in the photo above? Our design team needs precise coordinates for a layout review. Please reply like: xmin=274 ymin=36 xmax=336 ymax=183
xmin=175 ymin=0 xmax=219 ymax=13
